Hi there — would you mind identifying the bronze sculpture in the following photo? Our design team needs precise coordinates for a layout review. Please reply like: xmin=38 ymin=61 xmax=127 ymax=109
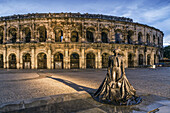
xmin=94 ymin=49 xmax=142 ymax=105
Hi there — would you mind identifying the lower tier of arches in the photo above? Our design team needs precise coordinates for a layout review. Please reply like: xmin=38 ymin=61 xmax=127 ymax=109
xmin=0 ymin=43 xmax=162 ymax=69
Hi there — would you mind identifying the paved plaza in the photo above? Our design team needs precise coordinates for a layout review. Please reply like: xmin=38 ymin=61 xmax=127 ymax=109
xmin=0 ymin=67 xmax=170 ymax=112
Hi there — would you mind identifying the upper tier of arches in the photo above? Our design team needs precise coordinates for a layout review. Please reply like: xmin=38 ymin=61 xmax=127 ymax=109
xmin=0 ymin=17 xmax=163 ymax=47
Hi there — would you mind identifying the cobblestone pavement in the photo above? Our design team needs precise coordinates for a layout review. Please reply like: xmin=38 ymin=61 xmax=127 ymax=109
xmin=0 ymin=67 xmax=169 ymax=105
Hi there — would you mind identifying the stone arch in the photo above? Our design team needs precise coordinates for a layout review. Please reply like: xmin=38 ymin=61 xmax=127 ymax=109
xmin=37 ymin=26 xmax=47 ymax=42
xmin=128 ymin=53 xmax=134 ymax=67
xmin=54 ymin=52 xmax=63 ymax=69
xmin=127 ymin=30 xmax=134 ymax=44
xmin=23 ymin=53 xmax=31 ymax=69
xmin=147 ymin=54 xmax=151 ymax=65
xmin=86 ymin=52 xmax=95 ymax=68
xmin=138 ymin=54 xmax=143 ymax=65
xmin=9 ymin=53 xmax=17 ymax=69
xmin=138 ymin=32 xmax=142 ymax=44
xmin=0 ymin=27 xmax=3 ymax=44
xmin=8 ymin=27 xmax=17 ymax=43
xmin=54 ymin=27 xmax=63 ymax=42
xmin=71 ymin=31 xmax=79 ymax=42
xmin=37 ymin=53 xmax=47 ymax=69
xmin=70 ymin=53 xmax=79 ymax=69
xmin=114 ymin=29 xmax=122 ymax=43
xmin=146 ymin=33 xmax=150 ymax=45
xmin=102 ymin=53 xmax=110 ymax=68
xmin=22 ymin=27 xmax=31 ymax=43
xmin=86 ymin=28 xmax=95 ymax=42
xmin=0 ymin=54 xmax=3 ymax=68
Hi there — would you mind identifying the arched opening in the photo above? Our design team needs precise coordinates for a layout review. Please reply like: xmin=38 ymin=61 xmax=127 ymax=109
xmin=128 ymin=53 xmax=134 ymax=67
xmin=9 ymin=54 xmax=16 ymax=69
xmin=37 ymin=53 xmax=47 ymax=69
xmin=9 ymin=28 xmax=17 ymax=43
xmin=38 ymin=26 xmax=47 ymax=42
xmin=70 ymin=53 xmax=79 ymax=69
xmin=147 ymin=54 xmax=151 ymax=65
xmin=86 ymin=53 xmax=95 ymax=68
xmin=101 ymin=32 xmax=108 ymax=43
xmin=71 ymin=31 xmax=79 ymax=42
xmin=0 ymin=54 xmax=3 ymax=68
xmin=127 ymin=30 xmax=133 ymax=44
xmin=154 ymin=54 xmax=156 ymax=64
xmin=55 ymin=30 xmax=63 ymax=42
xmin=138 ymin=32 xmax=142 ymax=44
xmin=102 ymin=53 xmax=109 ymax=68
xmin=54 ymin=53 xmax=63 ymax=69
xmin=115 ymin=29 xmax=122 ymax=43
xmin=23 ymin=53 xmax=31 ymax=69
xmin=0 ymin=28 xmax=3 ymax=44
xmin=86 ymin=31 xmax=94 ymax=42
xmin=147 ymin=34 xmax=150 ymax=45
xmin=115 ymin=33 xmax=121 ymax=43
xmin=23 ymin=27 xmax=31 ymax=43
xmin=138 ymin=54 xmax=143 ymax=65
xmin=153 ymin=35 xmax=155 ymax=45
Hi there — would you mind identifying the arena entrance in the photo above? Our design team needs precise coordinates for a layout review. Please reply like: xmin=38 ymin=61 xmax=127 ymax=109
xmin=9 ymin=54 xmax=17 ymax=69
xmin=0 ymin=54 xmax=3 ymax=68
xmin=54 ymin=53 xmax=63 ymax=69
xmin=147 ymin=54 xmax=151 ymax=65
xmin=37 ymin=53 xmax=47 ymax=69
xmin=70 ymin=53 xmax=79 ymax=69
xmin=138 ymin=54 xmax=143 ymax=65
xmin=23 ymin=53 xmax=31 ymax=69
xmin=102 ymin=53 xmax=109 ymax=68
xmin=86 ymin=53 xmax=95 ymax=68
xmin=128 ymin=53 xmax=134 ymax=67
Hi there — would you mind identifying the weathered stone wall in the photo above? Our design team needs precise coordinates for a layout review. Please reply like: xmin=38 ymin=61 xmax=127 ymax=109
xmin=0 ymin=13 xmax=164 ymax=69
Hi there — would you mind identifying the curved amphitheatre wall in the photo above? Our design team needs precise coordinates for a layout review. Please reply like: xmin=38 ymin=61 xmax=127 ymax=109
xmin=0 ymin=13 xmax=164 ymax=69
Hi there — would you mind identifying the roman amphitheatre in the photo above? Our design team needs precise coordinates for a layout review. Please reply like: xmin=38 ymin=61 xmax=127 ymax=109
xmin=0 ymin=12 xmax=163 ymax=69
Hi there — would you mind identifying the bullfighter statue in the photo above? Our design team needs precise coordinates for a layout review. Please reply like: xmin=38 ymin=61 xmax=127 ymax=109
xmin=94 ymin=49 xmax=142 ymax=105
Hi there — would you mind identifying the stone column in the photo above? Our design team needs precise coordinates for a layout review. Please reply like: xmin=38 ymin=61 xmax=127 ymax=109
xmin=110 ymin=28 xmax=115 ymax=43
xmin=6 ymin=52 xmax=9 ymax=69
xmin=97 ymin=49 xmax=102 ymax=68
xmin=80 ymin=47 xmax=85 ymax=69
xmin=16 ymin=24 xmax=20 ymax=43
xmin=20 ymin=52 xmax=23 ymax=69
xmin=143 ymin=51 xmax=147 ymax=65
xmin=47 ymin=49 xmax=51 ymax=69
xmin=96 ymin=22 xmax=101 ymax=42
xmin=63 ymin=25 xmax=69 ymax=42
xmin=31 ymin=47 xmax=35 ymax=69
xmin=16 ymin=47 xmax=20 ymax=69
xmin=3 ymin=48 xmax=7 ymax=68
xmin=64 ymin=48 xmax=69 ymax=69
xmin=51 ymin=54 xmax=54 ymax=69
xmin=134 ymin=48 xmax=138 ymax=67
xmin=3 ymin=23 xmax=7 ymax=44
xmin=81 ymin=21 xmax=86 ymax=42
xmin=151 ymin=50 xmax=154 ymax=65
xmin=31 ymin=22 xmax=35 ymax=42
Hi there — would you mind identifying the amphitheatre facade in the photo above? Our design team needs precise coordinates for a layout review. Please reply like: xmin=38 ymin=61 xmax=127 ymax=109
xmin=0 ymin=13 xmax=163 ymax=69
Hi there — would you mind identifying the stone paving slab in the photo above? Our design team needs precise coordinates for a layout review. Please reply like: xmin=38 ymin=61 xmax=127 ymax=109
xmin=0 ymin=91 xmax=170 ymax=113
xmin=0 ymin=67 xmax=169 ymax=112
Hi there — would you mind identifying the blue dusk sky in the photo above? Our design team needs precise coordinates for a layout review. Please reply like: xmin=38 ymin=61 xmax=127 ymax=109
xmin=0 ymin=0 xmax=169 ymax=46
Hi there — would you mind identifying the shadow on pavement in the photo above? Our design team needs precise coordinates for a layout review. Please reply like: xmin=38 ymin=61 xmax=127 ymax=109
xmin=47 ymin=76 xmax=96 ymax=95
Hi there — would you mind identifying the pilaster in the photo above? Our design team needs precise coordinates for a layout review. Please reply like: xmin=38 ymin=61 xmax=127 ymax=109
xmin=47 ymin=48 xmax=51 ymax=69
